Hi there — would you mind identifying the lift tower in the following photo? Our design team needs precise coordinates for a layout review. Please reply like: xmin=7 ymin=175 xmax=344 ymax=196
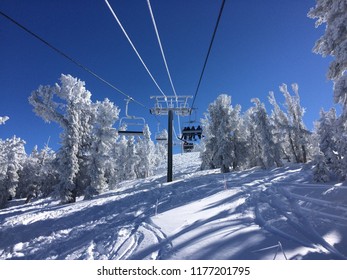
xmin=150 ymin=96 xmax=192 ymax=182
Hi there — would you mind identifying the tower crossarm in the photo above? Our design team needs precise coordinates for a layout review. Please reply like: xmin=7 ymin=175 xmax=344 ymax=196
xmin=150 ymin=96 xmax=193 ymax=116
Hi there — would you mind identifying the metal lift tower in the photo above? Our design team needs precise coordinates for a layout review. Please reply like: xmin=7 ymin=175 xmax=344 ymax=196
xmin=150 ymin=96 xmax=192 ymax=182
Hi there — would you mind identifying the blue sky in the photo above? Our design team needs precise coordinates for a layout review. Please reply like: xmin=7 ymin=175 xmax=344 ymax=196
xmin=0 ymin=0 xmax=335 ymax=153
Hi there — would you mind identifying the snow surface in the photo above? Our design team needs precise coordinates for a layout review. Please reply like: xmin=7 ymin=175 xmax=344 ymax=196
xmin=0 ymin=152 xmax=346 ymax=260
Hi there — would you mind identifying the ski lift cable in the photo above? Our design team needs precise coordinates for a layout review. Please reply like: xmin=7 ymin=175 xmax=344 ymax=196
xmin=190 ymin=0 xmax=226 ymax=111
xmin=104 ymin=0 xmax=168 ymax=100
xmin=0 ymin=10 xmax=152 ymax=112
xmin=147 ymin=0 xmax=178 ymax=99
xmin=147 ymin=0 xmax=182 ymax=133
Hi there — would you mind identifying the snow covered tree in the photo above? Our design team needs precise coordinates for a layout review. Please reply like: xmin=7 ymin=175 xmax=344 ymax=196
xmin=228 ymin=105 xmax=247 ymax=170
xmin=4 ymin=137 xmax=26 ymax=200
xmin=242 ymin=108 xmax=260 ymax=168
xmin=17 ymin=145 xmax=57 ymax=202
xmin=313 ymin=151 xmax=331 ymax=182
xmin=111 ymin=136 xmax=128 ymax=182
xmin=0 ymin=119 xmax=7 ymax=207
xmin=29 ymin=74 xmax=95 ymax=203
xmin=135 ymin=124 xmax=156 ymax=178
xmin=282 ymin=83 xmax=312 ymax=163
xmin=124 ymin=137 xmax=140 ymax=180
xmin=268 ymin=91 xmax=291 ymax=162
xmin=84 ymin=98 xmax=119 ymax=199
xmin=269 ymin=84 xmax=312 ymax=163
xmin=154 ymin=129 xmax=168 ymax=166
xmin=16 ymin=146 xmax=40 ymax=200
xmin=201 ymin=94 xmax=241 ymax=173
xmin=309 ymin=0 xmax=347 ymax=181
xmin=316 ymin=108 xmax=339 ymax=168
xmin=312 ymin=109 xmax=335 ymax=183
xmin=308 ymin=0 xmax=347 ymax=106
xmin=332 ymin=108 xmax=347 ymax=180
xmin=247 ymin=98 xmax=282 ymax=169
xmin=38 ymin=145 xmax=58 ymax=197
xmin=0 ymin=136 xmax=26 ymax=207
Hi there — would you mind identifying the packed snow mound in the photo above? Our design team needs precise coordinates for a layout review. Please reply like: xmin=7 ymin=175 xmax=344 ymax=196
xmin=0 ymin=152 xmax=346 ymax=260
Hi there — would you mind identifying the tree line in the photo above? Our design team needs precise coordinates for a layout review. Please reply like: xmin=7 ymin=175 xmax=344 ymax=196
xmin=201 ymin=0 xmax=347 ymax=183
xmin=200 ymin=84 xmax=313 ymax=173
xmin=0 ymin=74 xmax=167 ymax=207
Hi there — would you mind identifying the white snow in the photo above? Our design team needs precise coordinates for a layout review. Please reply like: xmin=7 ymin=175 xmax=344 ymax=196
xmin=0 ymin=152 xmax=346 ymax=260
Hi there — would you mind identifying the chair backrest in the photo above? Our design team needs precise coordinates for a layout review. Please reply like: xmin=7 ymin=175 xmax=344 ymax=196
xmin=118 ymin=116 xmax=145 ymax=136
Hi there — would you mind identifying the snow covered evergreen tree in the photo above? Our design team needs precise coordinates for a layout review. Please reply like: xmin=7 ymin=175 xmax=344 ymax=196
xmin=308 ymin=0 xmax=347 ymax=106
xmin=29 ymin=74 xmax=95 ymax=203
xmin=281 ymin=84 xmax=312 ymax=163
xmin=268 ymin=91 xmax=292 ymax=162
xmin=154 ymin=129 xmax=168 ymax=167
xmin=112 ymin=136 xmax=127 ymax=182
xmin=309 ymin=1 xmax=347 ymax=180
xmin=316 ymin=108 xmax=339 ymax=170
xmin=35 ymin=145 xmax=57 ymax=198
xmin=16 ymin=143 xmax=57 ymax=202
xmin=16 ymin=146 xmax=40 ymax=200
xmin=268 ymin=84 xmax=312 ymax=163
xmin=228 ymin=105 xmax=247 ymax=170
xmin=135 ymin=124 xmax=156 ymax=178
xmin=0 ymin=136 xmax=26 ymax=207
xmin=248 ymin=98 xmax=282 ymax=169
xmin=313 ymin=109 xmax=334 ymax=183
xmin=313 ymin=151 xmax=331 ymax=182
xmin=242 ymin=108 xmax=260 ymax=168
xmin=124 ymin=137 xmax=140 ymax=180
xmin=84 ymin=98 xmax=119 ymax=199
xmin=200 ymin=94 xmax=241 ymax=173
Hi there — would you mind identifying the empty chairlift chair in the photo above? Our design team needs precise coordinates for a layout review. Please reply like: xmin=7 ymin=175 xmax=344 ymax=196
xmin=155 ymin=131 xmax=168 ymax=141
xmin=154 ymin=123 xmax=168 ymax=142
xmin=118 ymin=98 xmax=145 ymax=136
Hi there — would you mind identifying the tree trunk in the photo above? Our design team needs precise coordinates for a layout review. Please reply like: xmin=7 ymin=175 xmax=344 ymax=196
xmin=288 ymin=132 xmax=299 ymax=163
xmin=301 ymin=144 xmax=307 ymax=163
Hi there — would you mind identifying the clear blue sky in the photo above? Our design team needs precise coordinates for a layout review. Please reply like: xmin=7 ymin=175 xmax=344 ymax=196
xmin=0 ymin=0 xmax=335 ymax=153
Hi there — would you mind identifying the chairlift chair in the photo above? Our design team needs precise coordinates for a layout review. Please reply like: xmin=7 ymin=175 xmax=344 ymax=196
xmin=178 ymin=110 xmax=202 ymax=153
xmin=155 ymin=133 xmax=168 ymax=141
xmin=118 ymin=98 xmax=146 ymax=136
xmin=181 ymin=125 xmax=203 ymax=141
xmin=181 ymin=109 xmax=203 ymax=141
xmin=154 ymin=123 xmax=168 ymax=141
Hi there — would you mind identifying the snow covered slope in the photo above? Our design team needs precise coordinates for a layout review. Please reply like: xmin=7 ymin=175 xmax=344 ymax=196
xmin=0 ymin=152 xmax=346 ymax=260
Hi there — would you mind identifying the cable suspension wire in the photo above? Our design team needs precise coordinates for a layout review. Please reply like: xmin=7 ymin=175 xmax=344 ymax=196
xmin=104 ymin=0 xmax=167 ymax=99
xmin=190 ymin=0 xmax=226 ymax=110
xmin=0 ymin=10 xmax=149 ymax=110
xmin=147 ymin=0 xmax=178 ymax=98
xmin=147 ymin=0 xmax=183 ymax=134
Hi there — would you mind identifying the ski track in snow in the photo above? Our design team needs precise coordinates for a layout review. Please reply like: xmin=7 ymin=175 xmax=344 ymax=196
xmin=0 ymin=153 xmax=347 ymax=260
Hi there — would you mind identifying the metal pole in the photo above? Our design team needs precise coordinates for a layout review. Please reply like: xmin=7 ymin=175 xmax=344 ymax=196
xmin=167 ymin=109 xmax=173 ymax=182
